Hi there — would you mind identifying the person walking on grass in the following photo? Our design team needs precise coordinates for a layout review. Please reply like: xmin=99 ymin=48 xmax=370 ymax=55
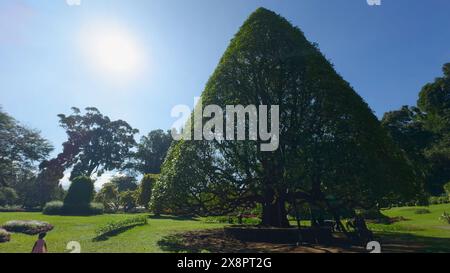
xmin=32 ymin=233 xmax=48 ymax=253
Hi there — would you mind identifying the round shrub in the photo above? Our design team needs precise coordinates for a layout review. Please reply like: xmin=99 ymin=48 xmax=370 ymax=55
xmin=62 ymin=176 xmax=97 ymax=215
xmin=64 ymin=176 xmax=95 ymax=206
xmin=43 ymin=201 xmax=64 ymax=215
xmin=0 ymin=228 xmax=11 ymax=243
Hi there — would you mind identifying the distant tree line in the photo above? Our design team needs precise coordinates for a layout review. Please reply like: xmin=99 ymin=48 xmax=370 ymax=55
xmin=0 ymin=106 xmax=172 ymax=211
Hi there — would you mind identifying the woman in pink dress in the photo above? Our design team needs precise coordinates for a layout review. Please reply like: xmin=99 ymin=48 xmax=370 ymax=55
xmin=32 ymin=233 xmax=48 ymax=253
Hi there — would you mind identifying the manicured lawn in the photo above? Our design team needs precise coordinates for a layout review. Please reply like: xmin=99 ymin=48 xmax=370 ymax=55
xmin=368 ymin=203 xmax=450 ymax=252
xmin=1 ymin=204 xmax=449 ymax=253
xmin=0 ymin=213 xmax=224 ymax=253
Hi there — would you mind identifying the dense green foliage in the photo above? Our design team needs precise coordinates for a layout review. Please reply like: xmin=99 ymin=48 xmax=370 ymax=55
xmin=119 ymin=191 xmax=138 ymax=212
xmin=383 ymin=63 xmax=450 ymax=195
xmin=137 ymin=174 xmax=157 ymax=209
xmin=95 ymin=183 xmax=120 ymax=213
xmin=444 ymin=182 xmax=450 ymax=196
xmin=43 ymin=201 xmax=104 ymax=216
xmin=134 ymin=130 xmax=172 ymax=175
xmin=0 ymin=107 xmax=53 ymax=207
xmin=36 ymin=107 xmax=138 ymax=205
xmin=53 ymin=176 xmax=105 ymax=215
xmin=64 ymin=176 xmax=95 ymax=206
xmin=152 ymin=8 xmax=422 ymax=227
xmin=110 ymin=175 xmax=138 ymax=192
xmin=42 ymin=201 xmax=64 ymax=215
xmin=0 ymin=187 xmax=18 ymax=207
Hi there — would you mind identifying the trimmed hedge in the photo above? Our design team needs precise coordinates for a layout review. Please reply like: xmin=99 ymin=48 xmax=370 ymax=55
xmin=0 ymin=228 xmax=11 ymax=243
xmin=0 ymin=206 xmax=26 ymax=213
xmin=94 ymin=215 xmax=148 ymax=240
xmin=2 ymin=220 xmax=54 ymax=235
xmin=43 ymin=201 xmax=104 ymax=216
xmin=43 ymin=201 xmax=64 ymax=215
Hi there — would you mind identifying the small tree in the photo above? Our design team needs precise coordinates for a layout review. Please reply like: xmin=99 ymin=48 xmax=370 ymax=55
xmin=95 ymin=183 xmax=120 ymax=213
xmin=444 ymin=182 xmax=450 ymax=197
xmin=137 ymin=174 xmax=158 ymax=209
xmin=0 ymin=187 xmax=18 ymax=206
xmin=120 ymin=191 xmax=137 ymax=212
xmin=63 ymin=176 xmax=95 ymax=214
xmin=111 ymin=176 xmax=138 ymax=193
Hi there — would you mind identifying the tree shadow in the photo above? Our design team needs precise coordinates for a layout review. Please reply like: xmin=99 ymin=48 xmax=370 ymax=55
xmin=93 ymin=225 xmax=140 ymax=242
xmin=375 ymin=232 xmax=450 ymax=253
xmin=157 ymin=229 xmax=450 ymax=253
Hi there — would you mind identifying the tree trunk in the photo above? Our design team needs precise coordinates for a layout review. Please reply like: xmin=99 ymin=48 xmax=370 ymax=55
xmin=261 ymin=188 xmax=290 ymax=227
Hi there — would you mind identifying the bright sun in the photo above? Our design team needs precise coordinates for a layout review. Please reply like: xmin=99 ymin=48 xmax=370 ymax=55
xmin=79 ymin=21 xmax=145 ymax=83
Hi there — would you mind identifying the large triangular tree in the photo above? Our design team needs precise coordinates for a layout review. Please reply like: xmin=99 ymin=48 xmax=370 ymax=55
xmin=151 ymin=8 xmax=423 ymax=227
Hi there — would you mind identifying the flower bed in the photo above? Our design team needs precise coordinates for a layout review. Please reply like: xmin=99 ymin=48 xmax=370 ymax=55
xmin=2 ymin=220 xmax=54 ymax=235
xmin=0 ymin=228 xmax=11 ymax=243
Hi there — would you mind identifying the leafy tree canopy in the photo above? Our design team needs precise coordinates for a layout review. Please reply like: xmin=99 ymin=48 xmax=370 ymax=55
xmin=36 ymin=107 xmax=138 ymax=204
xmin=152 ymin=8 xmax=422 ymax=227
xmin=133 ymin=130 xmax=172 ymax=175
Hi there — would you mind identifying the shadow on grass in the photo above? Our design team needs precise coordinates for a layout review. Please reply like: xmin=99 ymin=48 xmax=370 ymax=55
xmin=158 ymin=230 xmax=264 ymax=253
xmin=93 ymin=225 xmax=142 ymax=242
xmin=158 ymin=229 xmax=450 ymax=253
xmin=149 ymin=215 xmax=199 ymax=221
xmin=375 ymin=232 xmax=450 ymax=253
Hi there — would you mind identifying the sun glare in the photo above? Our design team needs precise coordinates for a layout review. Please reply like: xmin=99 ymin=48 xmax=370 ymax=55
xmin=79 ymin=21 xmax=145 ymax=83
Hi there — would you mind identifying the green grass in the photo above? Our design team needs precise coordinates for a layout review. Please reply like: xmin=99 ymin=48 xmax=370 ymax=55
xmin=0 ymin=213 xmax=224 ymax=253
xmin=369 ymin=203 xmax=450 ymax=238
xmin=1 ymin=203 xmax=450 ymax=253
xmin=367 ymin=203 xmax=450 ymax=252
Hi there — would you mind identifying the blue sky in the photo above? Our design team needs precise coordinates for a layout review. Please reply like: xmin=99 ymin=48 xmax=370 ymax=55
xmin=1 ymin=0 xmax=449 ymax=158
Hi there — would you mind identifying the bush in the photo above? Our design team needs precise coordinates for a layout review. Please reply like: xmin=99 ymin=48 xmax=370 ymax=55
xmin=0 ymin=206 xmax=26 ymax=213
xmin=89 ymin=203 xmax=105 ymax=215
xmin=429 ymin=196 xmax=449 ymax=205
xmin=61 ymin=176 xmax=99 ymax=215
xmin=94 ymin=215 xmax=147 ymax=240
xmin=64 ymin=176 xmax=95 ymax=207
xmin=43 ymin=201 xmax=64 ymax=215
xmin=444 ymin=182 xmax=450 ymax=197
xmin=2 ymin=220 xmax=53 ymax=235
xmin=415 ymin=209 xmax=431 ymax=215
xmin=0 ymin=228 xmax=11 ymax=243
xmin=43 ymin=201 xmax=104 ymax=216
xmin=95 ymin=183 xmax=120 ymax=213
xmin=137 ymin=174 xmax=158 ymax=209
xmin=119 ymin=191 xmax=137 ymax=212
xmin=440 ymin=212 xmax=450 ymax=224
